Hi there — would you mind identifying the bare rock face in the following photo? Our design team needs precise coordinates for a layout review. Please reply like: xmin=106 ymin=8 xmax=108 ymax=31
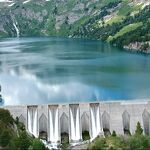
xmin=124 ymin=42 xmax=150 ymax=54
xmin=0 ymin=0 xmax=101 ymax=36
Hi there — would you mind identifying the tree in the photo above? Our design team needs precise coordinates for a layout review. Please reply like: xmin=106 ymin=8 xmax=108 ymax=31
xmin=135 ymin=122 xmax=143 ymax=135
xmin=15 ymin=131 xmax=32 ymax=150
xmin=0 ymin=108 xmax=14 ymax=125
xmin=15 ymin=116 xmax=19 ymax=125
xmin=0 ymin=129 xmax=11 ymax=147
xmin=112 ymin=131 xmax=117 ymax=137
xmin=28 ymin=139 xmax=48 ymax=150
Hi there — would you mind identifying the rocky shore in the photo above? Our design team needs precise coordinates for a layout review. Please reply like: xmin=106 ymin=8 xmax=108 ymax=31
xmin=124 ymin=41 xmax=150 ymax=54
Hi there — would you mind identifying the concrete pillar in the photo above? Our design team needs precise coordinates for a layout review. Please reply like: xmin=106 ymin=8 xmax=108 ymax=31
xmin=27 ymin=105 xmax=39 ymax=138
xmin=90 ymin=103 xmax=103 ymax=139
xmin=69 ymin=104 xmax=82 ymax=143
xmin=48 ymin=105 xmax=60 ymax=143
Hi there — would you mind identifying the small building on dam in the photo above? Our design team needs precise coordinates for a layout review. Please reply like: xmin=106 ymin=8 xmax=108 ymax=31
xmin=3 ymin=100 xmax=150 ymax=144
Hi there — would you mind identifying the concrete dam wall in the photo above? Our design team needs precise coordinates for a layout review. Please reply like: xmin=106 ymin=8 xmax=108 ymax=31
xmin=3 ymin=100 xmax=150 ymax=144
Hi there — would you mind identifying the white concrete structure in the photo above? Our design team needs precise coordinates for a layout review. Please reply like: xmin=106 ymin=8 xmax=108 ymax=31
xmin=3 ymin=100 xmax=150 ymax=144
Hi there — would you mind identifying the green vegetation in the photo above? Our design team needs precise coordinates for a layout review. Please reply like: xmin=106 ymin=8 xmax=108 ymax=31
xmin=82 ymin=131 xmax=90 ymax=141
xmin=73 ymin=3 xmax=150 ymax=51
xmin=105 ymin=15 xmax=125 ymax=25
xmin=0 ymin=108 xmax=48 ymax=150
xmin=135 ymin=121 xmax=143 ymax=135
xmin=1 ymin=109 xmax=150 ymax=150
xmin=28 ymin=139 xmax=47 ymax=150
xmin=0 ymin=0 xmax=149 ymax=51
xmin=61 ymin=132 xmax=69 ymax=150
xmin=108 ymin=22 xmax=143 ymax=41
xmin=88 ymin=122 xmax=150 ymax=150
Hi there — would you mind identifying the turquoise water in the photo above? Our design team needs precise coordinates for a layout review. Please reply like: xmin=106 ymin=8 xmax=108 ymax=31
xmin=0 ymin=37 xmax=150 ymax=105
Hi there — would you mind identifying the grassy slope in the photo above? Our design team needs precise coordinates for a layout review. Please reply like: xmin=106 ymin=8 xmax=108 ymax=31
xmin=72 ymin=0 xmax=150 ymax=50
xmin=108 ymin=22 xmax=143 ymax=41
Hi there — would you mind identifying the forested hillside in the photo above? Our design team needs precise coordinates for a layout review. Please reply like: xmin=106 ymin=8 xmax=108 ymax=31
xmin=0 ymin=0 xmax=149 ymax=52
xmin=0 ymin=108 xmax=48 ymax=150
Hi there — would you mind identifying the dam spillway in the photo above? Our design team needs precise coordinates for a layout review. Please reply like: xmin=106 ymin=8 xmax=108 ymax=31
xmin=69 ymin=104 xmax=81 ymax=142
xmin=27 ymin=106 xmax=38 ymax=138
xmin=90 ymin=103 xmax=102 ymax=139
xmin=3 ymin=100 xmax=150 ymax=145
xmin=48 ymin=105 xmax=59 ymax=143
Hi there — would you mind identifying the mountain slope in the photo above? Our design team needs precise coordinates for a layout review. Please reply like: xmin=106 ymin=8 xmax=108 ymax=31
xmin=0 ymin=0 xmax=150 ymax=52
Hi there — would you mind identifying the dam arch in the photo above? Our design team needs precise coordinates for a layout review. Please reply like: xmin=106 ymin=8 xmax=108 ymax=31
xmin=81 ymin=112 xmax=90 ymax=140
xmin=81 ymin=112 xmax=89 ymax=132
xmin=102 ymin=111 xmax=110 ymax=136
xmin=142 ymin=109 xmax=150 ymax=135
xmin=122 ymin=110 xmax=130 ymax=134
xmin=60 ymin=112 xmax=69 ymax=145
xmin=60 ymin=112 xmax=69 ymax=134
xmin=19 ymin=114 xmax=26 ymax=126
xmin=39 ymin=113 xmax=48 ymax=140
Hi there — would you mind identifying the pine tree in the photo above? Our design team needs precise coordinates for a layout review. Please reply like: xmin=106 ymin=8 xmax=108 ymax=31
xmin=135 ymin=122 xmax=143 ymax=135
xmin=112 ymin=130 xmax=117 ymax=137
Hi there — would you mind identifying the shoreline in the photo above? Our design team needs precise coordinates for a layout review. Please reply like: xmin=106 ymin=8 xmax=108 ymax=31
xmin=0 ymin=36 xmax=149 ymax=54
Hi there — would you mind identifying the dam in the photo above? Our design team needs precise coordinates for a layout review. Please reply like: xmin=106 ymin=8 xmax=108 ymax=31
xmin=3 ymin=100 xmax=150 ymax=146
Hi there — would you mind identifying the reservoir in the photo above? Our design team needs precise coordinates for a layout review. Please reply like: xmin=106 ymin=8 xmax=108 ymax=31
xmin=0 ymin=37 xmax=150 ymax=105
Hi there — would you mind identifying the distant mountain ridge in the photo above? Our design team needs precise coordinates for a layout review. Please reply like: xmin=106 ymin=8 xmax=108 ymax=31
xmin=0 ymin=0 xmax=150 ymax=52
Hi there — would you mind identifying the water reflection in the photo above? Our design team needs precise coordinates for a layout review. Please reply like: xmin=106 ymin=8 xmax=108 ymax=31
xmin=0 ymin=37 xmax=150 ymax=105
xmin=0 ymin=69 xmax=100 ymax=105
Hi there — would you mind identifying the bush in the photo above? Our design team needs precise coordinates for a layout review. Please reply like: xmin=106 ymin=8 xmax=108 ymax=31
xmin=112 ymin=131 xmax=117 ymax=137
xmin=28 ymin=139 xmax=48 ymax=150
xmin=88 ymin=137 xmax=106 ymax=150
xmin=129 ymin=135 xmax=150 ymax=150
xmin=14 ymin=131 xmax=32 ymax=150
xmin=88 ymin=122 xmax=149 ymax=150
